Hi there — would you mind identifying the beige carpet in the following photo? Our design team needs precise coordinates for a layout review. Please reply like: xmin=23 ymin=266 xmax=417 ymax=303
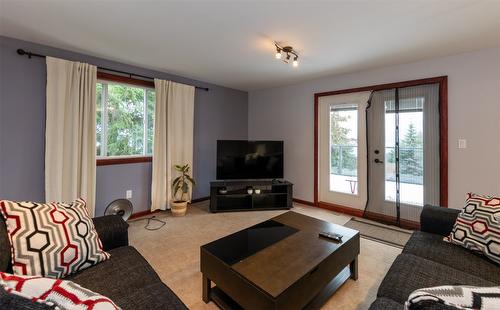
xmin=128 ymin=202 xmax=401 ymax=310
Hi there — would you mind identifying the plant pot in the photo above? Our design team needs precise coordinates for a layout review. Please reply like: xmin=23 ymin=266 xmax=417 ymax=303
xmin=171 ymin=200 xmax=188 ymax=217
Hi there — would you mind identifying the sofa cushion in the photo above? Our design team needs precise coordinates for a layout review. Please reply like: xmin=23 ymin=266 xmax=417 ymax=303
xmin=377 ymin=254 xmax=496 ymax=304
xmin=0 ymin=199 xmax=110 ymax=278
xmin=369 ymin=297 xmax=403 ymax=310
xmin=404 ymin=231 xmax=500 ymax=284
xmin=444 ymin=193 xmax=500 ymax=264
xmin=65 ymin=246 xmax=187 ymax=310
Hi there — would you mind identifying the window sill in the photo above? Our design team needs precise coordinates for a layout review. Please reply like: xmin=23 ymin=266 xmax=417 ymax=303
xmin=96 ymin=156 xmax=152 ymax=166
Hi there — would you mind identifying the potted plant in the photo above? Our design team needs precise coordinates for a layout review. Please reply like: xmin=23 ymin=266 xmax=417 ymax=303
xmin=171 ymin=164 xmax=196 ymax=216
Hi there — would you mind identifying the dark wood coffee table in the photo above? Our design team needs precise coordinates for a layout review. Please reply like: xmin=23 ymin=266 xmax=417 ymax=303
xmin=200 ymin=211 xmax=360 ymax=309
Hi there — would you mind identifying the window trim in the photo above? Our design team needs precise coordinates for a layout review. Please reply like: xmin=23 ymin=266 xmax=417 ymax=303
xmin=97 ymin=156 xmax=152 ymax=166
xmin=96 ymin=72 xmax=155 ymax=166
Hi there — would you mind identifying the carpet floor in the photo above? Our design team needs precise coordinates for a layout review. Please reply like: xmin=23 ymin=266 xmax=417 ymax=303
xmin=128 ymin=202 xmax=401 ymax=309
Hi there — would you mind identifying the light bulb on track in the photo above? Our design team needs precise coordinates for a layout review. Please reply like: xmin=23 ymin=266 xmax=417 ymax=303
xmin=275 ymin=46 xmax=282 ymax=59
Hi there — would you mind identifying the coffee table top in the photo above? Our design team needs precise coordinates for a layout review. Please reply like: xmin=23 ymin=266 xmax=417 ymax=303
xmin=201 ymin=211 xmax=359 ymax=298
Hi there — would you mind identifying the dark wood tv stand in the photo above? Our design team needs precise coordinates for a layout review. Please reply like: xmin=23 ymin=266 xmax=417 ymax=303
xmin=209 ymin=180 xmax=293 ymax=213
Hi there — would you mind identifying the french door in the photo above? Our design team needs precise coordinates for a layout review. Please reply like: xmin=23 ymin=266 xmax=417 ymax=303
xmin=317 ymin=82 xmax=443 ymax=226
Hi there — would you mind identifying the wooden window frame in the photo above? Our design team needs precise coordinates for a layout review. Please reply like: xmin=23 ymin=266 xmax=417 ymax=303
xmin=97 ymin=156 xmax=152 ymax=166
xmin=96 ymin=72 xmax=154 ymax=166
xmin=314 ymin=76 xmax=448 ymax=211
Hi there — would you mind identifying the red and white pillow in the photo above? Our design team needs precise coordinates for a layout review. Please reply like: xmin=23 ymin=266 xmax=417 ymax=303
xmin=0 ymin=271 xmax=120 ymax=310
xmin=444 ymin=193 xmax=500 ymax=264
xmin=0 ymin=198 xmax=110 ymax=278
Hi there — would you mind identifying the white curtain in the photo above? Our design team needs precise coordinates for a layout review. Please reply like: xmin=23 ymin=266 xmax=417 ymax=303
xmin=45 ymin=57 xmax=97 ymax=216
xmin=151 ymin=79 xmax=195 ymax=211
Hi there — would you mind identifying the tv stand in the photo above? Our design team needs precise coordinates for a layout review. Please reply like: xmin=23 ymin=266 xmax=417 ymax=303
xmin=209 ymin=180 xmax=293 ymax=213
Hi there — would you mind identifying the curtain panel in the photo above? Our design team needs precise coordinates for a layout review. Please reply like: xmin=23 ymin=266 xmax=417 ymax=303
xmin=151 ymin=79 xmax=195 ymax=211
xmin=45 ymin=57 xmax=97 ymax=216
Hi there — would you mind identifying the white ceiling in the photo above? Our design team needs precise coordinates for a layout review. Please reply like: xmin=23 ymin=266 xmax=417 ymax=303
xmin=1 ymin=0 xmax=500 ymax=91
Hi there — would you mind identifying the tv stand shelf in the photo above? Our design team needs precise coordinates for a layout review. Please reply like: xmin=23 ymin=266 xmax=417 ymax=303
xmin=209 ymin=180 xmax=293 ymax=213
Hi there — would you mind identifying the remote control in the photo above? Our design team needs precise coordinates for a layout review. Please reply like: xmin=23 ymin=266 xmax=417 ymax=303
xmin=319 ymin=231 xmax=343 ymax=242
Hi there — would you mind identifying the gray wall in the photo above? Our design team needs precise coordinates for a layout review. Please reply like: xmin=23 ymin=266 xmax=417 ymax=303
xmin=249 ymin=46 xmax=500 ymax=209
xmin=0 ymin=36 xmax=248 ymax=216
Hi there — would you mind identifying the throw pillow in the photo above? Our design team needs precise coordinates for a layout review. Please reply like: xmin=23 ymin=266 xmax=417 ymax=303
xmin=0 ymin=271 xmax=120 ymax=310
xmin=405 ymin=285 xmax=500 ymax=310
xmin=444 ymin=193 xmax=500 ymax=264
xmin=0 ymin=198 xmax=110 ymax=278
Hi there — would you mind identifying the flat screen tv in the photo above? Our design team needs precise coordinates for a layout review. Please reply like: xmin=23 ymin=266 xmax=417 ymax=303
xmin=217 ymin=140 xmax=284 ymax=180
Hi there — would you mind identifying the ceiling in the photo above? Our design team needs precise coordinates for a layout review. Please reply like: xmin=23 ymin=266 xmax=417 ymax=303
xmin=1 ymin=0 xmax=500 ymax=91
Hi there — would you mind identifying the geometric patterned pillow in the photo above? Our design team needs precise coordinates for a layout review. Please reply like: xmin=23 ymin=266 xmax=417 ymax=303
xmin=444 ymin=193 xmax=500 ymax=264
xmin=405 ymin=285 xmax=500 ymax=310
xmin=0 ymin=198 xmax=110 ymax=278
xmin=0 ymin=271 xmax=121 ymax=309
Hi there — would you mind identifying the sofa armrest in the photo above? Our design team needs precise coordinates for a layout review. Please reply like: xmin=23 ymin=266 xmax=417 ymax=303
xmin=420 ymin=205 xmax=460 ymax=236
xmin=92 ymin=215 xmax=129 ymax=251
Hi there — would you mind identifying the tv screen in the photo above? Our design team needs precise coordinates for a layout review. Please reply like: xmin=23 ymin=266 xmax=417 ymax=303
xmin=217 ymin=140 xmax=284 ymax=180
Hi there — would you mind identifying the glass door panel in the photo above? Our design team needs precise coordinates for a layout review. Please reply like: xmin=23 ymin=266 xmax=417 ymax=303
xmin=384 ymin=98 xmax=424 ymax=206
xmin=330 ymin=105 xmax=358 ymax=195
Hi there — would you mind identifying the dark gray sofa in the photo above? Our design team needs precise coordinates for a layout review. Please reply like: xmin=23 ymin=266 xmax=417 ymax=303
xmin=0 ymin=215 xmax=187 ymax=310
xmin=369 ymin=205 xmax=500 ymax=309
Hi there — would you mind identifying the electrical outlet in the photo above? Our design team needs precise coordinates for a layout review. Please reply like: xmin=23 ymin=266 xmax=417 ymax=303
xmin=126 ymin=190 xmax=132 ymax=199
xmin=458 ymin=139 xmax=467 ymax=149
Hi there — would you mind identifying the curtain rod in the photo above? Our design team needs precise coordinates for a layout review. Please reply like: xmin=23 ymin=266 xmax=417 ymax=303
xmin=16 ymin=49 xmax=209 ymax=91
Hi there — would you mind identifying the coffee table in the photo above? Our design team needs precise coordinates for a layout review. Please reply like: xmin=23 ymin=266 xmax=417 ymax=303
xmin=200 ymin=211 xmax=360 ymax=309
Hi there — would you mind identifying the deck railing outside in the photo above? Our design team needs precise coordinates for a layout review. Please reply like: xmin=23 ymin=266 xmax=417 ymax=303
xmin=331 ymin=145 xmax=423 ymax=185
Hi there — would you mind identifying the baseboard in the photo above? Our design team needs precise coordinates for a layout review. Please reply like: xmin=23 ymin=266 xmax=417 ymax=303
xmin=292 ymin=198 xmax=364 ymax=218
xmin=292 ymin=198 xmax=315 ymax=207
xmin=129 ymin=197 xmax=208 ymax=220
xmin=316 ymin=201 xmax=364 ymax=217
xmin=191 ymin=196 xmax=210 ymax=203
xmin=129 ymin=209 xmax=160 ymax=220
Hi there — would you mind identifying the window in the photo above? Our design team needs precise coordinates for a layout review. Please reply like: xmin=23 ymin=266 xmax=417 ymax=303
xmin=329 ymin=104 xmax=358 ymax=195
xmin=96 ymin=81 xmax=155 ymax=158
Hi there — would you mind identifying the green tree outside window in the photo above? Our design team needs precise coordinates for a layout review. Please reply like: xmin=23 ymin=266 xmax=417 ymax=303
xmin=96 ymin=82 xmax=155 ymax=157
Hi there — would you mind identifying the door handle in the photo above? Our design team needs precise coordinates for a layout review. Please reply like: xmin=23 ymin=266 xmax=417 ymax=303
xmin=374 ymin=158 xmax=384 ymax=164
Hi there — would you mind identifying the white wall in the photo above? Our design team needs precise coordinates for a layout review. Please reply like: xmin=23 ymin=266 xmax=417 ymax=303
xmin=249 ymin=47 xmax=500 ymax=209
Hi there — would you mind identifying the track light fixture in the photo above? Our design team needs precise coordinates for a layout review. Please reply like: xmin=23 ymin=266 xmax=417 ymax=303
xmin=274 ymin=42 xmax=299 ymax=67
